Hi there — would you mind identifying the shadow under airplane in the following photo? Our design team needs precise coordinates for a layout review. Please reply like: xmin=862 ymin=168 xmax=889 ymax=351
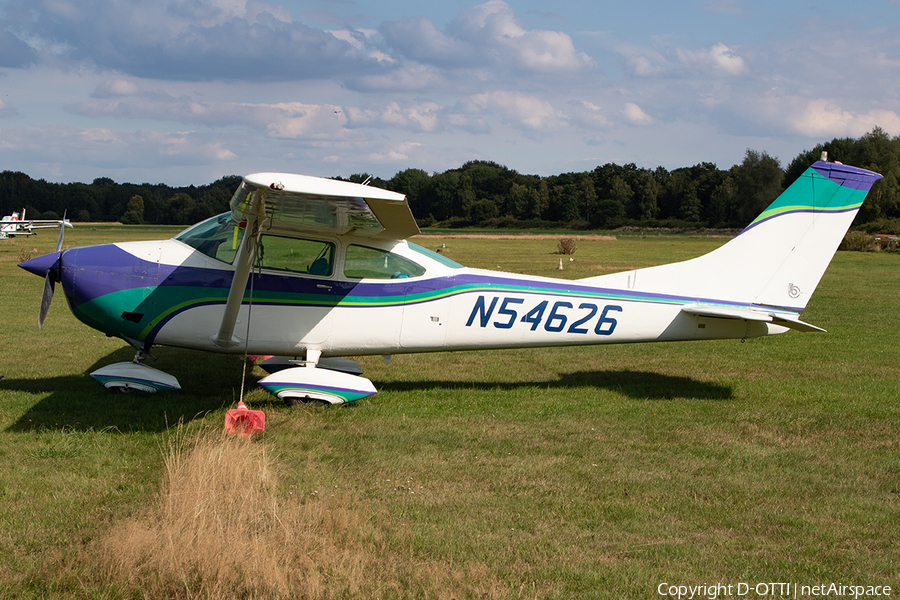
xmin=4 ymin=347 xmax=248 ymax=433
xmin=5 ymin=343 xmax=732 ymax=433
xmin=373 ymin=369 xmax=733 ymax=401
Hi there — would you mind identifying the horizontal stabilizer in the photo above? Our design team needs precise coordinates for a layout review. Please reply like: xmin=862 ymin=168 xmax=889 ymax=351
xmin=680 ymin=304 xmax=825 ymax=333
xmin=769 ymin=315 xmax=826 ymax=333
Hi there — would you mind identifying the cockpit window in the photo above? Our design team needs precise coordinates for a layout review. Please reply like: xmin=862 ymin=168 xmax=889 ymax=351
xmin=174 ymin=212 xmax=245 ymax=264
xmin=344 ymin=244 xmax=426 ymax=279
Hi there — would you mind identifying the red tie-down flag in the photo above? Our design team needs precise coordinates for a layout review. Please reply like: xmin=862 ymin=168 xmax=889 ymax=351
xmin=224 ymin=401 xmax=265 ymax=437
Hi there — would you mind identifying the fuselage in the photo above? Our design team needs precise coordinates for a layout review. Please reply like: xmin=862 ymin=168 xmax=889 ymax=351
xmin=28 ymin=213 xmax=780 ymax=359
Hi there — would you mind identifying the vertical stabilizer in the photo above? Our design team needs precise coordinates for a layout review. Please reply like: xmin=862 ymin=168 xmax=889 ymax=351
xmin=741 ymin=161 xmax=882 ymax=309
xmin=579 ymin=161 xmax=882 ymax=311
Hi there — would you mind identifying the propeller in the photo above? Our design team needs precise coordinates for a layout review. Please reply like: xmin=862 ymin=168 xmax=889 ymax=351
xmin=55 ymin=211 xmax=70 ymax=252
xmin=38 ymin=268 xmax=55 ymax=330
xmin=38 ymin=216 xmax=69 ymax=329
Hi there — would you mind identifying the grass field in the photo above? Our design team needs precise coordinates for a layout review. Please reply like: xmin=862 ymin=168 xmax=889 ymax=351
xmin=0 ymin=226 xmax=898 ymax=599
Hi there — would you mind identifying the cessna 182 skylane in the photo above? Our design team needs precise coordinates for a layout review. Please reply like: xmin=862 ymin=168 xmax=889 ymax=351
xmin=18 ymin=160 xmax=882 ymax=403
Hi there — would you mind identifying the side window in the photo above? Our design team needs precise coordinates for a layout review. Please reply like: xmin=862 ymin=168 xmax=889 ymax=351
xmin=344 ymin=245 xmax=426 ymax=279
xmin=257 ymin=235 xmax=334 ymax=276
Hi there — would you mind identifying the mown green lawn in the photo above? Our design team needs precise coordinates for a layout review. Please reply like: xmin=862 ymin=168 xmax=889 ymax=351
xmin=0 ymin=227 xmax=897 ymax=599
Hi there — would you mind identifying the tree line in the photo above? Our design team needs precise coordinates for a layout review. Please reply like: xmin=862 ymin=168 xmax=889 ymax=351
xmin=0 ymin=172 xmax=243 ymax=226
xmin=2 ymin=128 xmax=899 ymax=232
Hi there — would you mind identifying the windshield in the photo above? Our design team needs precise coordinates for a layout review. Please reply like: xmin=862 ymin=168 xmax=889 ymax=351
xmin=408 ymin=242 xmax=464 ymax=269
xmin=174 ymin=212 xmax=246 ymax=264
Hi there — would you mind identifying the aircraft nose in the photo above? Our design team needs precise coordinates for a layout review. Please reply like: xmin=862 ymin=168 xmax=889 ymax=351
xmin=18 ymin=251 xmax=62 ymax=277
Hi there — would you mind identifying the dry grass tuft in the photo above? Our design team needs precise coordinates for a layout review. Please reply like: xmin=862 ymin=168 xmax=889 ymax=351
xmin=74 ymin=423 xmax=530 ymax=599
xmin=96 ymin=426 xmax=373 ymax=599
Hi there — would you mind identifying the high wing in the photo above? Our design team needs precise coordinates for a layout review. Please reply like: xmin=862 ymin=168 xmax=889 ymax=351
xmin=229 ymin=173 xmax=419 ymax=241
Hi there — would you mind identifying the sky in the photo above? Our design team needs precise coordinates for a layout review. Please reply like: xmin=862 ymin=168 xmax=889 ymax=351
xmin=0 ymin=0 xmax=898 ymax=186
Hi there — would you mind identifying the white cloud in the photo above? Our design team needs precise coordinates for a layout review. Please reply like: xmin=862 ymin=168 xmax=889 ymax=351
xmin=623 ymin=102 xmax=653 ymax=125
xmin=0 ymin=28 xmax=39 ymax=67
xmin=363 ymin=142 xmax=423 ymax=164
xmin=380 ymin=15 xmax=474 ymax=67
xmin=353 ymin=64 xmax=446 ymax=92
xmin=0 ymin=125 xmax=238 ymax=169
xmin=345 ymin=101 xmax=444 ymax=133
xmin=626 ymin=54 xmax=667 ymax=77
xmin=262 ymin=103 xmax=350 ymax=139
xmin=617 ymin=41 xmax=743 ymax=79
xmin=569 ymin=101 xmax=611 ymax=128
xmin=71 ymin=82 xmax=461 ymax=137
xmin=70 ymin=89 xmax=355 ymax=140
xmin=676 ymin=42 xmax=745 ymax=76
xmin=93 ymin=79 xmax=145 ymax=98
xmin=449 ymin=0 xmax=594 ymax=73
xmin=382 ymin=0 xmax=594 ymax=75
xmin=161 ymin=0 xmax=292 ymax=27
xmin=7 ymin=0 xmax=373 ymax=81
xmin=328 ymin=28 xmax=393 ymax=64
xmin=791 ymin=99 xmax=900 ymax=138
xmin=147 ymin=131 xmax=237 ymax=160
xmin=470 ymin=91 xmax=567 ymax=131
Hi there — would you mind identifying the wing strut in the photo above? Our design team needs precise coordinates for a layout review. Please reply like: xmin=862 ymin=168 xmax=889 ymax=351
xmin=211 ymin=192 xmax=264 ymax=348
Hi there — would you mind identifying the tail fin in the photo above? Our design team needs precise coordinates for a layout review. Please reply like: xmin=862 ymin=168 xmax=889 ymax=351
xmin=580 ymin=161 xmax=882 ymax=311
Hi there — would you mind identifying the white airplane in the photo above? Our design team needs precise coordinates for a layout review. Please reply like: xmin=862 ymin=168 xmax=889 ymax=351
xmin=18 ymin=160 xmax=881 ymax=402
xmin=1 ymin=209 xmax=72 ymax=240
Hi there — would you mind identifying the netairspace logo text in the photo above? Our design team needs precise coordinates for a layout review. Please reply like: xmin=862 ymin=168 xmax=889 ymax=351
xmin=657 ymin=582 xmax=892 ymax=599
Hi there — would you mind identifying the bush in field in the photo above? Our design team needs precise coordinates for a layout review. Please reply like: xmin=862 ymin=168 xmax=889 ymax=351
xmin=840 ymin=231 xmax=900 ymax=252
xmin=858 ymin=218 xmax=900 ymax=236
xmin=841 ymin=231 xmax=877 ymax=251
xmin=556 ymin=238 xmax=577 ymax=255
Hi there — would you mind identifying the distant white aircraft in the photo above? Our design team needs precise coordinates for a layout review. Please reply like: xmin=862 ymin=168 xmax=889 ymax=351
xmin=1 ymin=209 xmax=72 ymax=240
xmin=19 ymin=160 xmax=882 ymax=402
